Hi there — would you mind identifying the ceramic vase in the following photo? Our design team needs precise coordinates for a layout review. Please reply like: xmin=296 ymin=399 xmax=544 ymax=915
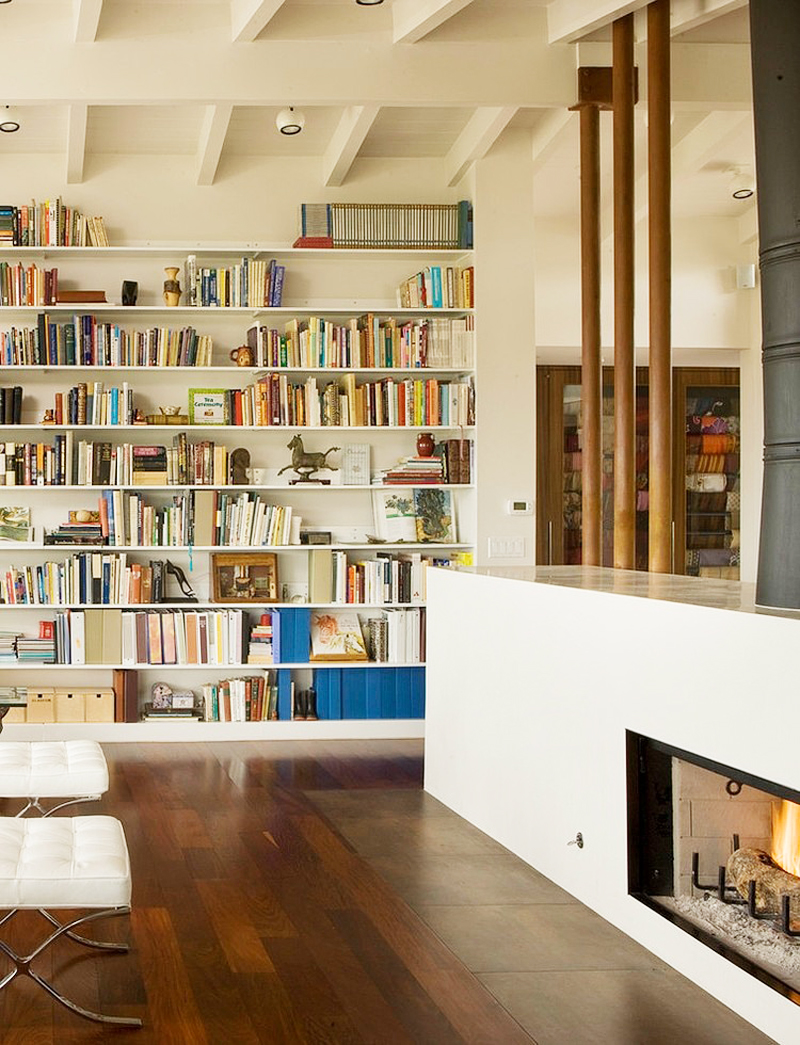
xmin=163 ymin=267 xmax=181 ymax=307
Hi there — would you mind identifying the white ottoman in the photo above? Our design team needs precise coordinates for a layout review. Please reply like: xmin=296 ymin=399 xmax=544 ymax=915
xmin=0 ymin=740 xmax=109 ymax=816
xmin=0 ymin=815 xmax=141 ymax=1026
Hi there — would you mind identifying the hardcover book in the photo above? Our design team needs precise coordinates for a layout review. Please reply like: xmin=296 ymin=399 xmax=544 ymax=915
xmin=309 ymin=610 xmax=368 ymax=661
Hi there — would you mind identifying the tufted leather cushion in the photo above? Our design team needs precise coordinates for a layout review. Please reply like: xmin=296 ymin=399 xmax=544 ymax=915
xmin=0 ymin=816 xmax=130 ymax=909
xmin=0 ymin=741 xmax=109 ymax=798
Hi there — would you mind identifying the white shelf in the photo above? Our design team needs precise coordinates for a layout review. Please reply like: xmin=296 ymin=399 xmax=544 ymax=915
xmin=6 ymin=365 xmax=472 ymax=374
xmin=1 ymin=424 xmax=474 ymax=432
xmin=2 ymin=541 xmax=469 ymax=551
xmin=0 ymin=601 xmax=427 ymax=610
xmin=0 ymin=719 xmax=426 ymax=742
xmin=0 ymin=661 xmax=425 ymax=671
xmin=0 ymin=304 xmax=473 ymax=316
xmin=0 ymin=244 xmax=473 ymax=260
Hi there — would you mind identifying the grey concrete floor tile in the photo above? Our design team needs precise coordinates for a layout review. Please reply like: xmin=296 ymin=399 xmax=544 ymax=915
xmin=478 ymin=969 xmax=777 ymax=1045
xmin=419 ymin=903 xmax=667 ymax=973
xmin=307 ymin=788 xmax=454 ymax=820
xmin=367 ymin=851 xmax=577 ymax=907
xmin=327 ymin=812 xmax=510 ymax=858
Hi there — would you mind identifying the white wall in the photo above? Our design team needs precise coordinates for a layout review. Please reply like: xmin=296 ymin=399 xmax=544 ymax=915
xmin=424 ymin=567 xmax=800 ymax=1045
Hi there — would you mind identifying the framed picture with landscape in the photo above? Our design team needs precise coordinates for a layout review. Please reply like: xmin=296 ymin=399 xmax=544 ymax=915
xmin=372 ymin=488 xmax=456 ymax=544
xmin=211 ymin=552 xmax=279 ymax=603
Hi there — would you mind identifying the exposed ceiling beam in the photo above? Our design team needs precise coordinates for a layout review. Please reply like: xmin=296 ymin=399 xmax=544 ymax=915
xmin=196 ymin=104 xmax=234 ymax=186
xmin=66 ymin=103 xmax=88 ymax=185
xmin=74 ymin=0 xmax=103 ymax=43
xmin=547 ymin=0 xmax=645 ymax=45
xmin=671 ymin=111 xmax=751 ymax=177
xmin=231 ymin=0 xmax=287 ymax=43
xmin=531 ymin=109 xmax=573 ymax=171
xmin=670 ymin=0 xmax=748 ymax=36
xmin=322 ymin=106 xmax=380 ymax=187
xmin=392 ymin=0 xmax=477 ymax=45
xmin=445 ymin=106 xmax=517 ymax=186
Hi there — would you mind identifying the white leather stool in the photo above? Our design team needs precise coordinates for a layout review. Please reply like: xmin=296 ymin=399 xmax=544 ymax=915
xmin=0 ymin=740 xmax=109 ymax=816
xmin=0 ymin=815 xmax=141 ymax=1026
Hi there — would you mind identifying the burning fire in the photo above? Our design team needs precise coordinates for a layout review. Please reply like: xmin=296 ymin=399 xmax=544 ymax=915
xmin=771 ymin=801 xmax=800 ymax=877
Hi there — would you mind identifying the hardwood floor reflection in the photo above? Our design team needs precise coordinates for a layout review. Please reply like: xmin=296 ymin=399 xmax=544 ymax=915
xmin=0 ymin=739 xmax=531 ymax=1045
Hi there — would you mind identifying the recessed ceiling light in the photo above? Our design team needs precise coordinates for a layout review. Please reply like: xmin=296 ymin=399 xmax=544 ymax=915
xmin=356 ymin=0 xmax=384 ymax=5
xmin=0 ymin=106 xmax=19 ymax=133
xmin=276 ymin=107 xmax=304 ymax=136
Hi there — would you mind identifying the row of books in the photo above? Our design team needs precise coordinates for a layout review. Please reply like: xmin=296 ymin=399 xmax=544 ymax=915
xmin=297 ymin=201 xmax=473 ymax=250
xmin=184 ymin=256 xmax=285 ymax=308
xmin=397 ymin=265 xmax=474 ymax=310
xmin=0 ymin=200 xmax=109 ymax=247
xmin=311 ymin=666 xmax=425 ymax=720
xmin=361 ymin=607 xmax=425 ymax=664
xmin=48 ymin=382 xmax=134 ymax=426
xmin=201 ymin=675 xmax=278 ymax=722
xmin=1 ymin=386 xmax=22 ymax=425
xmin=0 ymin=437 xmax=233 ymax=488
xmin=246 ymin=314 xmax=473 ymax=370
xmin=0 ymin=262 xmax=59 ymax=307
xmin=308 ymin=547 xmax=427 ymax=604
xmin=0 ymin=315 xmax=214 ymax=368
xmin=0 ymin=553 xmax=184 ymax=606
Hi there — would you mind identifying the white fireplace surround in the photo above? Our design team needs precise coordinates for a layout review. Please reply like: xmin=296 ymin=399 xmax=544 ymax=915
xmin=423 ymin=565 xmax=800 ymax=1045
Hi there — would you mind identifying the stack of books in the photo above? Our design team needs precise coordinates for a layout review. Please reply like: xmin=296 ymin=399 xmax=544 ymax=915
xmin=247 ymin=614 xmax=274 ymax=664
xmin=0 ymin=685 xmax=26 ymax=705
xmin=15 ymin=634 xmax=56 ymax=663
xmin=376 ymin=455 xmax=444 ymax=485
xmin=45 ymin=518 xmax=105 ymax=545
xmin=0 ymin=633 xmax=20 ymax=663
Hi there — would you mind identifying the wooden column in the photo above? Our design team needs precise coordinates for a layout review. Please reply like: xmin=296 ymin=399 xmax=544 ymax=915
xmin=613 ymin=14 xmax=636 ymax=570
xmin=579 ymin=104 xmax=603 ymax=565
xmin=647 ymin=0 xmax=672 ymax=573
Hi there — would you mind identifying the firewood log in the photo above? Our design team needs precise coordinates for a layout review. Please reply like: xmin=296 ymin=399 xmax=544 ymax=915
xmin=727 ymin=847 xmax=800 ymax=921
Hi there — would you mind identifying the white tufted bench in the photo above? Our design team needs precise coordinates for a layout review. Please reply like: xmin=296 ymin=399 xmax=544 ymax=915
xmin=0 ymin=740 xmax=109 ymax=817
xmin=0 ymin=815 xmax=142 ymax=1026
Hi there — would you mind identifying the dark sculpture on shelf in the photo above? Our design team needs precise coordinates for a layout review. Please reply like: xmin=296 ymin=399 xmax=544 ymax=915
xmin=165 ymin=560 xmax=197 ymax=603
xmin=277 ymin=434 xmax=340 ymax=485
xmin=230 ymin=447 xmax=251 ymax=485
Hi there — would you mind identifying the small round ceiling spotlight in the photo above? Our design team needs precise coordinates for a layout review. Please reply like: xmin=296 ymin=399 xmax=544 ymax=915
xmin=276 ymin=107 xmax=304 ymax=136
xmin=355 ymin=0 xmax=385 ymax=5
xmin=730 ymin=166 xmax=754 ymax=200
xmin=0 ymin=106 xmax=20 ymax=133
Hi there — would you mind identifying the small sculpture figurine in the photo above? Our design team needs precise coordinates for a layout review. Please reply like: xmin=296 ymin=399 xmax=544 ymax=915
xmin=121 ymin=280 xmax=138 ymax=306
xmin=230 ymin=447 xmax=251 ymax=485
xmin=165 ymin=560 xmax=197 ymax=603
xmin=163 ymin=267 xmax=181 ymax=307
xmin=277 ymin=434 xmax=340 ymax=484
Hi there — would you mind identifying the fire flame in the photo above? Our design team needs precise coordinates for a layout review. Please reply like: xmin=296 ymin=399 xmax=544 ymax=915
xmin=771 ymin=801 xmax=800 ymax=877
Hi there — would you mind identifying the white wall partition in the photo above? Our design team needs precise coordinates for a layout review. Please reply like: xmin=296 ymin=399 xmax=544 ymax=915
xmin=424 ymin=565 xmax=800 ymax=1045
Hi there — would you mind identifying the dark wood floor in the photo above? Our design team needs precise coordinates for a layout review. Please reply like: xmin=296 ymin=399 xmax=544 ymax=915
xmin=0 ymin=739 xmax=532 ymax=1044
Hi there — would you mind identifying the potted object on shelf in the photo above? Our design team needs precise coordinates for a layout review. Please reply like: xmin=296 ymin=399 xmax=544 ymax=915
xmin=416 ymin=432 xmax=435 ymax=457
xmin=163 ymin=267 xmax=181 ymax=306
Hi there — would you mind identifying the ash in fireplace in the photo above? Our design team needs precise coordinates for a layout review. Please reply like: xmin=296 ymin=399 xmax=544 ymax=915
xmin=661 ymin=895 xmax=800 ymax=991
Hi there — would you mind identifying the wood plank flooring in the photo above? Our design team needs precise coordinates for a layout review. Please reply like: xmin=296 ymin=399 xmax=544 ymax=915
xmin=0 ymin=740 xmax=532 ymax=1044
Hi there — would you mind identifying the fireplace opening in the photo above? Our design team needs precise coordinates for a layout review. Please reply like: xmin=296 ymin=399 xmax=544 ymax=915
xmin=627 ymin=731 xmax=800 ymax=1003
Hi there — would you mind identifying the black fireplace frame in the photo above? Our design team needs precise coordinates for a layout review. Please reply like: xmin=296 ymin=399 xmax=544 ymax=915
xmin=626 ymin=730 xmax=800 ymax=1005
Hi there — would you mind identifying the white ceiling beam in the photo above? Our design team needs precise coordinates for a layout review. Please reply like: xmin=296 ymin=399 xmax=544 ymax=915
xmin=231 ymin=0 xmax=287 ymax=43
xmin=196 ymin=104 xmax=234 ymax=186
xmin=392 ymin=0 xmax=477 ymax=45
xmin=322 ymin=106 xmax=380 ymax=188
xmin=672 ymin=111 xmax=750 ymax=177
xmin=670 ymin=0 xmax=748 ymax=36
xmin=547 ymin=0 xmax=646 ymax=45
xmin=531 ymin=109 xmax=573 ymax=172
xmin=66 ymin=104 xmax=88 ymax=185
xmin=74 ymin=0 xmax=103 ymax=43
xmin=445 ymin=106 xmax=517 ymax=186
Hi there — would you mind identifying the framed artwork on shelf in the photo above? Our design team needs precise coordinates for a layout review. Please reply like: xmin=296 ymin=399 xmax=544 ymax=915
xmin=309 ymin=610 xmax=368 ymax=661
xmin=188 ymin=389 xmax=227 ymax=425
xmin=211 ymin=552 xmax=279 ymax=603
xmin=372 ymin=491 xmax=418 ymax=542
xmin=372 ymin=488 xmax=457 ymax=543
xmin=413 ymin=487 xmax=456 ymax=542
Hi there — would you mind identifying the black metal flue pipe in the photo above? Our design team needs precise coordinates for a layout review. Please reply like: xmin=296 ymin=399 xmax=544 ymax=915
xmin=750 ymin=0 xmax=800 ymax=609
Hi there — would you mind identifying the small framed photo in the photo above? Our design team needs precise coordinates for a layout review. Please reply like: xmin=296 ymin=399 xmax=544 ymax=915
xmin=212 ymin=552 xmax=279 ymax=603
xmin=188 ymin=388 xmax=228 ymax=425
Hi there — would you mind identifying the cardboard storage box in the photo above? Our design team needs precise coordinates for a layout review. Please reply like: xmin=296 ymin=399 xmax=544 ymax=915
xmin=54 ymin=689 xmax=86 ymax=723
xmin=83 ymin=689 xmax=115 ymax=723
xmin=26 ymin=688 xmax=56 ymax=723
xmin=1 ymin=706 xmax=26 ymax=724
